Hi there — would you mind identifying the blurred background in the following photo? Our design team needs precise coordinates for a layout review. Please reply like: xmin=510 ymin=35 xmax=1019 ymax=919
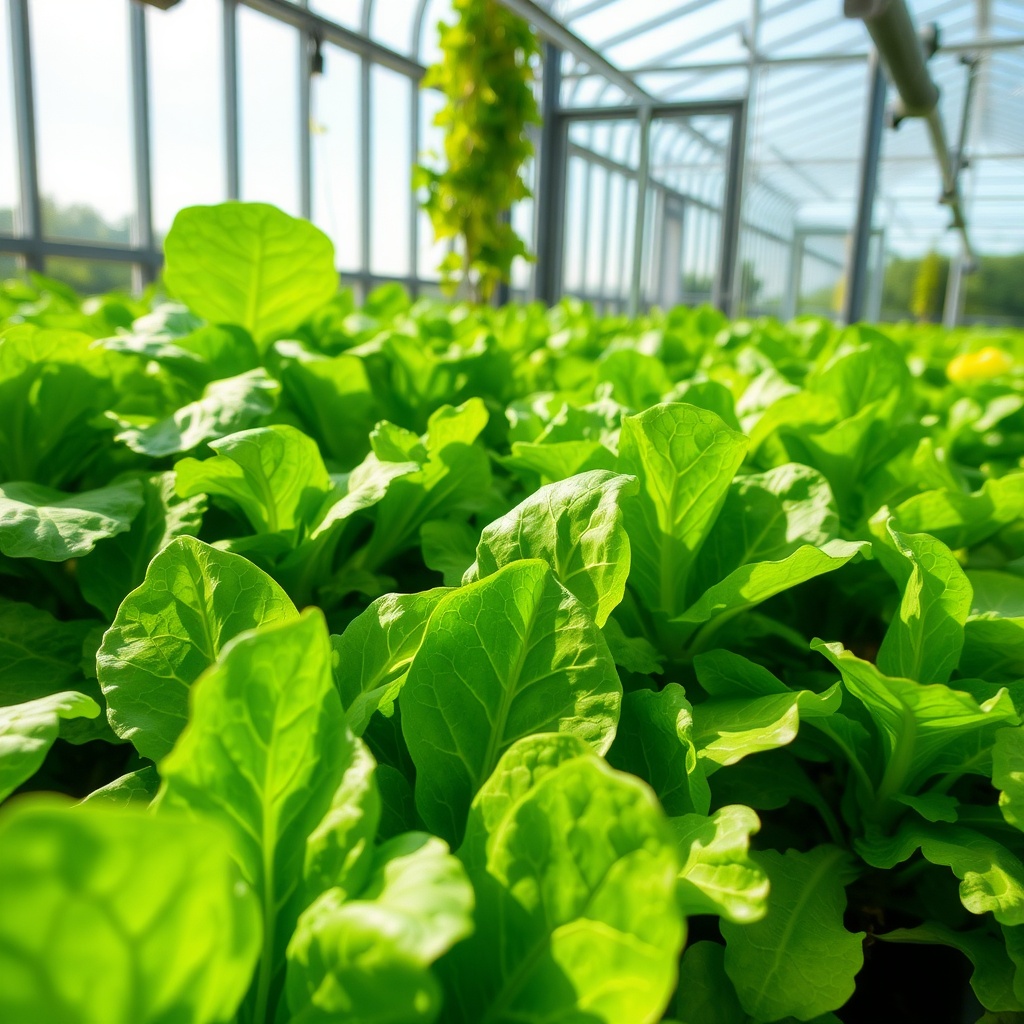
xmin=1 ymin=0 xmax=1022 ymax=324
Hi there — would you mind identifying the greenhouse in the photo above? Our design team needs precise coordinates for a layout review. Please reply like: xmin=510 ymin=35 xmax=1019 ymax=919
xmin=2 ymin=2 xmax=1024 ymax=1024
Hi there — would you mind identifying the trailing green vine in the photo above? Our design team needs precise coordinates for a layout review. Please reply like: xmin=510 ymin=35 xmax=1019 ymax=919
xmin=415 ymin=0 xmax=541 ymax=302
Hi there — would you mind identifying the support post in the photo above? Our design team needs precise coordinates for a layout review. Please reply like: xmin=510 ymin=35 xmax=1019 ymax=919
xmin=224 ymin=0 xmax=240 ymax=198
xmin=359 ymin=57 xmax=372 ymax=296
xmin=129 ymin=3 xmax=155 ymax=286
xmin=533 ymin=42 xmax=564 ymax=304
xmin=298 ymin=27 xmax=313 ymax=220
xmin=716 ymin=100 xmax=748 ymax=315
xmin=9 ymin=0 xmax=42 ymax=272
xmin=628 ymin=105 xmax=652 ymax=316
xmin=943 ymin=254 xmax=966 ymax=328
xmin=844 ymin=54 xmax=886 ymax=325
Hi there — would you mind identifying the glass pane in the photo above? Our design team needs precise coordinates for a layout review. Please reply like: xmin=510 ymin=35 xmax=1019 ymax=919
xmin=370 ymin=65 xmax=412 ymax=277
xmin=238 ymin=7 xmax=300 ymax=214
xmin=312 ymin=43 xmax=361 ymax=270
xmin=44 ymin=256 xmax=133 ymax=294
xmin=309 ymin=0 xmax=362 ymax=31
xmin=0 ymin=252 xmax=22 ymax=278
xmin=147 ymin=0 xmax=225 ymax=239
xmin=0 ymin=0 xmax=19 ymax=235
xmin=370 ymin=0 xmax=419 ymax=55
xmin=30 ymin=0 xmax=133 ymax=243
xmin=416 ymin=85 xmax=446 ymax=280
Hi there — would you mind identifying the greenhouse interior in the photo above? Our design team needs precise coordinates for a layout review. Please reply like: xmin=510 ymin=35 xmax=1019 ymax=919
xmin=3 ymin=2 xmax=1024 ymax=1024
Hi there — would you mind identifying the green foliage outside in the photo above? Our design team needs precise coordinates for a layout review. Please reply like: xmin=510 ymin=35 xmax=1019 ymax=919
xmin=415 ymin=0 xmax=540 ymax=301
xmin=3 ymin=202 xmax=1024 ymax=1022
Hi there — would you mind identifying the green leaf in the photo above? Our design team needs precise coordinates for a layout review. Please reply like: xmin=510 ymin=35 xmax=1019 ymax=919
xmin=857 ymin=821 xmax=1024 ymax=925
xmin=443 ymin=735 xmax=684 ymax=1024
xmin=671 ymin=804 xmax=769 ymax=923
xmin=691 ymin=650 xmax=841 ymax=770
xmin=504 ymin=438 xmax=617 ymax=486
xmin=0 ymin=598 xmax=94 ymax=705
xmin=617 ymin=403 xmax=748 ymax=618
xmin=872 ymin=514 xmax=972 ymax=684
xmin=721 ymin=846 xmax=864 ymax=1021
xmin=175 ymin=424 xmax=331 ymax=541
xmin=0 ymin=479 xmax=144 ymax=561
xmin=962 ymin=571 xmax=1024 ymax=679
xmin=114 ymin=369 xmax=279 ymax=457
xmin=602 ymin=615 xmax=665 ymax=676
xmin=420 ymin=519 xmax=479 ymax=586
xmin=332 ymin=587 xmax=449 ymax=735
xmin=674 ymin=941 xmax=746 ymax=1024
xmin=401 ymin=559 xmax=621 ymax=843
xmin=813 ymin=641 xmax=1020 ymax=809
xmin=994 ymin=727 xmax=1024 ymax=833
xmin=878 ymin=923 xmax=1024 ymax=1013
xmin=77 ymin=471 xmax=206 ymax=621
xmin=163 ymin=202 xmax=338 ymax=345
xmin=157 ymin=610 xmax=379 ymax=1024
xmin=607 ymin=683 xmax=710 ymax=816
xmin=284 ymin=833 xmax=474 ymax=1024
xmin=98 ymin=536 xmax=297 ymax=762
xmin=81 ymin=766 xmax=160 ymax=808
xmin=0 ymin=798 xmax=260 ymax=1024
xmin=466 ymin=470 xmax=638 ymax=627
xmin=0 ymin=691 xmax=100 ymax=801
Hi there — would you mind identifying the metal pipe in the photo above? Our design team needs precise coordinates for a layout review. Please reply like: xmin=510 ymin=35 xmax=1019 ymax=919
xmin=846 ymin=0 xmax=974 ymax=259
xmin=9 ymin=0 xmax=42 ymax=271
xmin=533 ymin=42 xmax=565 ymax=303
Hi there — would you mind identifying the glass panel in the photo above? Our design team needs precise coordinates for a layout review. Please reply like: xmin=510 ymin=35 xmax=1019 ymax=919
xmin=312 ymin=43 xmax=361 ymax=270
xmin=416 ymin=84 xmax=446 ymax=280
xmin=238 ymin=7 xmax=300 ymax=214
xmin=44 ymin=256 xmax=133 ymax=294
xmin=370 ymin=0 xmax=419 ymax=55
xmin=0 ymin=252 xmax=22 ymax=278
xmin=369 ymin=65 xmax=412 ymax=277
xmin=0 ymin=0 xmax=18 ymax=235
xmin=30 ymin=0 xmax=133 ymax=243
xmin=797 ymin=233 xmax=848 ymax=317
xmin=309 ymin=0 xmax=362 ymax=31
xmin=147 ymin=0 xmax=225 ymax=240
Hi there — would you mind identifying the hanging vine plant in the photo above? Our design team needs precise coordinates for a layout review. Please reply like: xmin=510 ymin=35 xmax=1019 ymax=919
xmin=415 ymin=0 xmax=541 ymax=302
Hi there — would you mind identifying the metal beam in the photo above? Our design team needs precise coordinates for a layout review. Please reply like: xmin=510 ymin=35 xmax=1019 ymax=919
xmin=238 ymin=0 xmax=424 ymax=77
xmin=717 ymin=100 xmax=747 ymax=315
xmin=844 ymin=55 xmax=886 ymax=324
xmin=534 ymin=42 xmax=566 ymax=303
xmin=628 ymin=106 xmax=652 ymax=315
xmin=224 ymin=0 xmax=240 ymax=198
xmin=129 ymin=2 xmax=155 ymax=286
xmin=8 ymin=0 xmax=42 ymax=271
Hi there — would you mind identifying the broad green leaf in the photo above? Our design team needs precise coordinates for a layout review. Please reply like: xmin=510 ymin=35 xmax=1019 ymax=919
xmin=401 ymin=559 xmax=621 ymax=843
xmin=878 ymin=923 xmax=1024 ymax=1013
xmin=872 ymin=514 xmax=972 ymax=684
xmin=77 ymin=471 xmax=206 ymax=620
xmin=813 ymin=641 xmax=1020 ymax=807
xmin=157 ymin=610 xmax=379 ymax=1024
xmin=274 ymin=342 xmax=377 ymax=469
xmin=0 ymin=598 xmax=94 ymax=705
xmin=0 ymin=479 xmax=144 ymax=561
xmin=285 ymin=833 xmax=474 ymax=1024
xmin=674 ymin=941 xmax=746 ymax=1024
xmin=81 ymin=766 xmax=160 ymax=808
xmin=691 ymin=650 xmax=841 ymax=770
xmin=175 ymin=424 xmax=331 ymax=541
xmin=0 ymin=691 xmax=100 ymax=801
xmin=722 ymin=846 xmax=864 ymax=1021
xmin=893 ymin=473 xmax=1024 ymax=551
xmin=420 ymin=519 xmax=478 ymax=586
xmin=994 ymin=727 xmax=1024 ymax=833
xmin=597 ymin=348 xmax=673 ymax=410
xmin=675 ymin=539 xmax=865 ymax=637
xmin=442 ymin=735 xmax=684 ymax=1024
xmin=99 ymin=536 xmax=297 ymax=761
xmin=602 ymin=615 xmax=665 ymax=675
xmin=465 ymin=469 xmax=639 ymax=626
xmin=0 ymin=325 xmax=117 ymax=487
xmin=114 ymin=368 xmax=279 ymax=457
xmin=332 ymin=587 xmax=449 ymax=735
xmin=671 ymin=804 xmax=768 ymax=923
xmin=857 ymin=821 xmax=1024 ymax=925
xmin=617 ymin=403 xmax=748 ymax=618
xmin=163 ymin=202 xmax=338 ymax=344
xmin=504 ymin=438 xmax=617 ymax=486
xmin=962 ymin=571 xmax=1024 ymax=679
xmin=689 ymin=462 xmax=839 ymax=597
xmin=607 ymin=683 xmax=710 ymax=816
xmin=0 ymin=799 xmax=260 ymax=1024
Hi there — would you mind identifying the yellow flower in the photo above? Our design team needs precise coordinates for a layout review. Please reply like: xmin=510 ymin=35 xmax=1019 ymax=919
xmin=947 ymin=346 xmax=1014 ymax=383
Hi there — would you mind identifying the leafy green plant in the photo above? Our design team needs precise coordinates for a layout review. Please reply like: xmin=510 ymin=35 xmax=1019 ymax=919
xmin=416 ymin=0 xmax=540 ymax=301
xmin=2 ymin=201 xmax=1024 ymax=1024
